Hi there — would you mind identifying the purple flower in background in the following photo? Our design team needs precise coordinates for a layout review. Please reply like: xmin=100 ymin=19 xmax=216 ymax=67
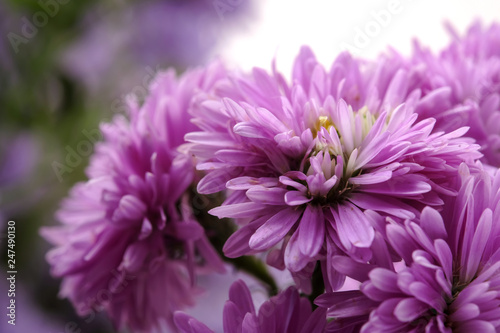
xmin=130 ymin=0 xmax=252 ymax=68
xmin=446 ymin=20 xmax=500 ymax=60
xmin=61 ymin=0 xmax=253 ymax=96
xmin=41 ymin=63 xmax=228 ymax=332
xmin=317 ymin=163 xmax=500 ymax=332
xmin=376 ymin=21 xmax=500 ymax=167
xmin=174 ymin=279 xmax=326 ymax=333
xmin=0 ymin=133 xmax=39 ymax=188
xmin=186 ymin=46 xmax=481 ymax=288
xmin=0 ymin=132 xmax=41 ymax=220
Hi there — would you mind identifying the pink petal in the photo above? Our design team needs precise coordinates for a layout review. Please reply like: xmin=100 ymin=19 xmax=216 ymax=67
xmin=229 ymin=280 xmax=255 ymax=314
xmin=246 ymin=186 xmax=286 ymax=205
xmin=209 ymin=202 xmax=264 ymax=219
xmin=223 ymin=221 xmax=261 ymax=258
xmin=331 ymin=255 xmax=374 ymax=283
xmin=215 ymin=149 xmax=264 ymax=165
xmin=368 ymin=268 xmax=400 ymax=293
xmin=349 ymin=170 xmax=393 ymax=185
xmin=298 ymin=205 xmax=325 ymax=257
xmin=449 ymin=303 xmax=480 ymax=322
xmin=139 ymin=218 xmax=153 ymax=240
xmin=174 ymin=311 xmax=214 ymax=333
xmin=250 ymin=208 xmax=302 ymax=250
xmin=465 ymin=209 xmax=492 ymax=281
xmin=197 ymin=168 xmax=236 ymax=194
xmin=420 ymin=207 xmax=447 ymax=240
xmin=285 ymin=229 xmax=311 ymax=272
xmin=394 ymin=298 xmax=430 ymax=322
xmin=455 ymin=320 xmax=495 ymax=333
xmin=226 ymin=176 xmax=278 ymax=190
xmin=409 ymin=281 xmax=445 ymax=310
xmin=112 ymin=195 xmax=146 ymax=222
xmin=233 ymin=122 xmax=268 ymax=138
xmin=349 ymin=194 xmax=416 ymax=219
xmin=185 ymin=131 xmax=235 ymax=147
xmin=241 ymin=313 xmax=260 ymax=332
xmin=223 ymin=301 xmax=244 ymax=332
xmin=285 ymin=190 xmax=312 ymax=206
xmin=334 ymin=203 xmax=375 ymax=248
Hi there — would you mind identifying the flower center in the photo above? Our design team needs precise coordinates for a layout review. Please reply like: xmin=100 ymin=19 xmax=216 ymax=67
xmin=302 ymin=108 xmax=378 ymax=204
xmin=312 ymin=115 xmax=334 ymax=138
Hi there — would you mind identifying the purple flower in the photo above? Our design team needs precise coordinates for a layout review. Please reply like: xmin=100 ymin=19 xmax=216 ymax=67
xmin=317 ymin=163 xmax=500 ymax=332
xmin=373 ymin=21 xmax=500 ymax=166
xmin=0 ymin=133 xmax=39 ymax=187
xmin=129 ymin=0 xmax=253 ymax=68
xmin=186 ymin=47 xmax=481 ymax=287
xmin=41 ymin=63 xmax=228 ymax=332
xmin=174 ymin=279 xmax=326 ymax=333
xmin=61 ymin=0 xmax=253 ymax=96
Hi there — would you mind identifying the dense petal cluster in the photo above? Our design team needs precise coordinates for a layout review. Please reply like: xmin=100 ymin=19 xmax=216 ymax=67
xmin=370 ymin=21 xmax=500 ymax=166
xmin=317 ymin=164 xmax=500 ymax=332
xmin=174 ymin=279 xmax=326 ymax=333
xmin=42 ymin=20 xmax=500 ymax=333
xmin=41 ymin=63 xmax=228 ymax=332
xmin=187 ymin=47 xmax=481 ymax=286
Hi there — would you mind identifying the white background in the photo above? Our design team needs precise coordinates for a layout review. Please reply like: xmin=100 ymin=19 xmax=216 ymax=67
xmin=217 ymin=0 xmax=500 ymax=75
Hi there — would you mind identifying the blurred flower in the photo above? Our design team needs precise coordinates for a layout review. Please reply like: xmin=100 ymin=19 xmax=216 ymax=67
xmin=446 ymin=20 xmax=500 ymax=59
xmin=0 ymin=132 xmax=40 ymax=220
xmin=317 ymin=163 xmax=500 ymax=332
xmin=60 ymin=0 xmax=253 ymax=97
xmin=0 ymin=133 xmax=39 ymax=187
xmin=174 ymin=279 xmax=327 ymax=333
xmin=371 ymin=21 xmax=500 ymax=167
xmin=41 ymin=62 xmax=229 ymax=332
xmin=186 ymin=46 xmax=481 ymax=290
xmin=0 ymin=279 xmax=62 ymax=333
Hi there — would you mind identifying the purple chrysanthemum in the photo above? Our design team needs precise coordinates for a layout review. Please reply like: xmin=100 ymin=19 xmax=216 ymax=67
xmin=41 ymin=63 xmax=228 ymax=332
xmin=174 ymin=279 xmax=326 ymax=333
xmin=372 ymin=21 xmax=500 ymax=167
xmin=186 ymin=47 xmax=481 ymax=286
xmin=317 ymin=163 xmax=500 ymax=332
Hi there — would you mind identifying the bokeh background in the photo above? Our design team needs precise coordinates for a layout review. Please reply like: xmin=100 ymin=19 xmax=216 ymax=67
xmin=1 ymin=0 xmax=500 ymax=332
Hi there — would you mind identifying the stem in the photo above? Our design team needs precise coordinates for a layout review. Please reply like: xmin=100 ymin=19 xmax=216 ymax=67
xmin=308 ymin=262 xmax=325 ymax=308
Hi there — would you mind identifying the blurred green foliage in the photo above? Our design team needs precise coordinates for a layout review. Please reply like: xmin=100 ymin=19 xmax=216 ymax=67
xmin=1 ymin=1 xmax=136 ymax=332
